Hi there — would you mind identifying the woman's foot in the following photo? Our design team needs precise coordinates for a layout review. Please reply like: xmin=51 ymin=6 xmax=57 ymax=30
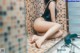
xmin=35 ymin=37 xmax=45 ymax=48
xmin=30 ymin=35 xmax=40 ymax=44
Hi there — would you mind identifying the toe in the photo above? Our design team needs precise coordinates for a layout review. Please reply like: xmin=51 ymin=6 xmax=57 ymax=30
xmin=30 ymin=37 xmax=35 ymax=44
xmin=35 ymin=41 xmax=41 ymax=48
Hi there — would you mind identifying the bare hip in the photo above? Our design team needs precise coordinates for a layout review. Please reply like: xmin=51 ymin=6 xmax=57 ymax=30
xmin=34 ymin=17 xmax=45 ymax=22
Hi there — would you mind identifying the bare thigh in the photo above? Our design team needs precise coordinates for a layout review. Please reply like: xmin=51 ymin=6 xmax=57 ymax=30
xmin=33 ymin=17 xmax=58 ymax=33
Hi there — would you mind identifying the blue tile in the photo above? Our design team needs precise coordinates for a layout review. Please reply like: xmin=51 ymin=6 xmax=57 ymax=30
xmin=20 ymin=7 xmax=23 ymax=10
xmin=3 ymin=11 xmax=7 ymax=16
xmin=9 ymin=46 xmax=12 ymax=51
xmin=0 ymin=11 xmax=7 ymax=16
xmin=4 ymin=32 xmax=8 ymax=36
xmin=7 ymin=26 xmax=11 ymax=31
xmin=4 ymin=37 xmax=8 ymax=42
xmin=0 ymin=21 xmax=3 ymax=27
xmin=18 ymin=47 xmax=21 ymax=51
xmin=0 ymin=11 xmax=3 ymax=16
xmin=17 ymin=20 xmax=20 ymax=24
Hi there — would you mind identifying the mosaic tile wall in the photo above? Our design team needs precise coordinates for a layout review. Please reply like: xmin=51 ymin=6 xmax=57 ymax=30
xmin=0 ymin=0 xmax=27 ymax=53
xmin=26 ymin=0 xmax=67 ymax=36
xmin=56 ymin=0 xmax=67 ymax=31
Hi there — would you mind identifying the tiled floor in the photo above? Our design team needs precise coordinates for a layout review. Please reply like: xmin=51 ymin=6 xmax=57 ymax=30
xmin=45 ymin=37 xmax=80 ymax=53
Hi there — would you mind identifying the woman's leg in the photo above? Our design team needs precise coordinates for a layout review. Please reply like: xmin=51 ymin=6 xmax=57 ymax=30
xmin=33 ymin=17 xmax=56 ymax=33
xmin=47 ymin=30 xmax=63 ymax=39
xmin=35 ymin=22 xmax=61 ymax=48
xmin=31 ymin=17 xmax=62 ymax=48
xmin=30 ymin=30 xmax=63 ymax=44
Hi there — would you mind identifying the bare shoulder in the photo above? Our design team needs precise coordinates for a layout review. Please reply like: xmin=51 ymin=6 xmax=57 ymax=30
xmin=49 ymin=1 xmax=55 ymax=9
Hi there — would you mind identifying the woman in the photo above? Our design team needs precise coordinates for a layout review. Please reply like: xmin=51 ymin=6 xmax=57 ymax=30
xmin=30 ymin=0 xmax=63 ymax=48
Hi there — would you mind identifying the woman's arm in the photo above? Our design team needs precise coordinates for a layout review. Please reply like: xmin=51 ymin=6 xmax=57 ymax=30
xmin=49 ymin=1 xmax=56 ymax=22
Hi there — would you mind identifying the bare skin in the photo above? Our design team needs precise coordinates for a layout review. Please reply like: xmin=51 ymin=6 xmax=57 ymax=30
xmin=30 ymin=30 xmax=63 ymax=44
xmin=30 ymin=1 xmax=63 ymax=48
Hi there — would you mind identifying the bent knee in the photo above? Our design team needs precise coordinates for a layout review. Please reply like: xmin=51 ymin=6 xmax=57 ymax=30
xmin=52 ymin=23 xmax=62 ymax=29
xmin=59 ymin=30 xmax=63 ymax=34
xmin=57 ymin=23 xmax=61 ymax=28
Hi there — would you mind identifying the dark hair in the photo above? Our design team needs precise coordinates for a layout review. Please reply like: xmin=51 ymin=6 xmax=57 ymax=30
xmin=44 ymin=0 xmax=56 ymax=5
